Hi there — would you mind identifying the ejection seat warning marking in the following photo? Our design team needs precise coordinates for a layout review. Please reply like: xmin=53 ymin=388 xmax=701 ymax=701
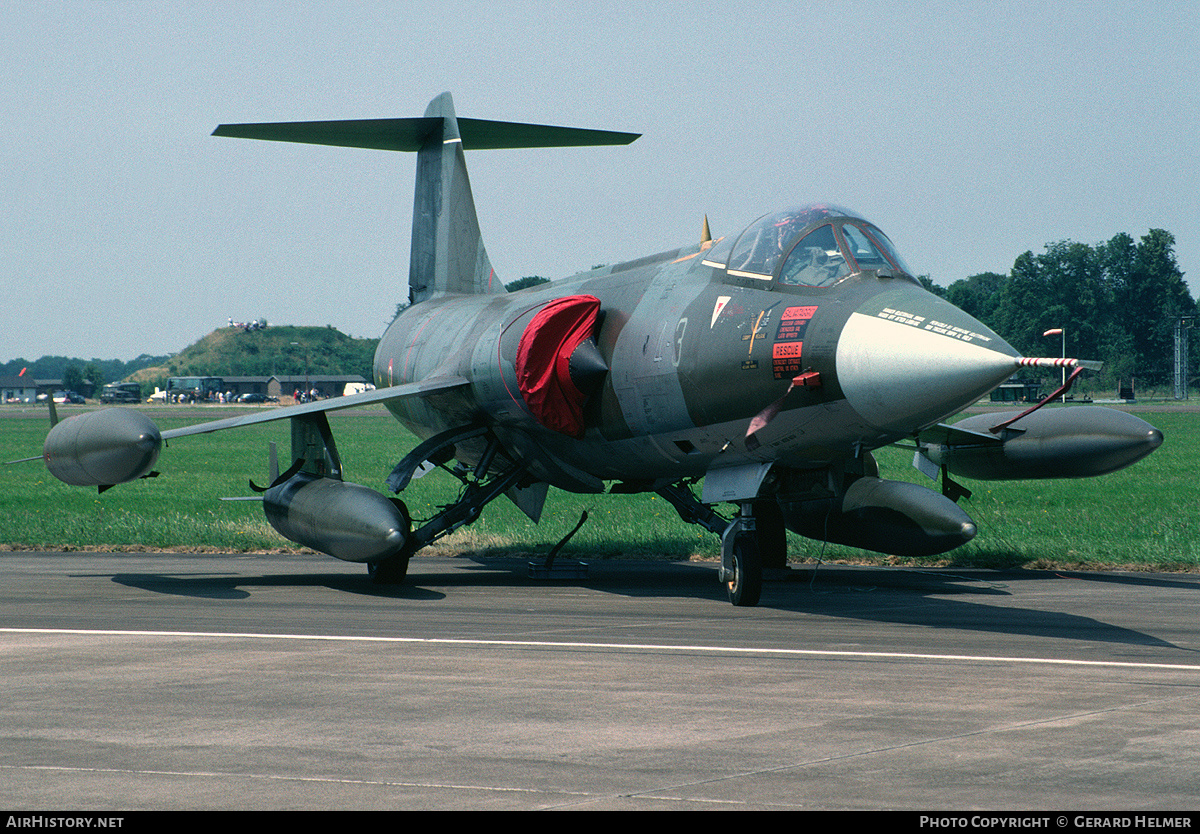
xmin=772 ymin=341 xmax=802 ymax=379
xmin=776 ymin=306 xmax=816 ymax=341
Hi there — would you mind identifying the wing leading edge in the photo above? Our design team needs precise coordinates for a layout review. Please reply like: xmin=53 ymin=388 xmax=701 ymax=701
xmin=160 ymin=375 xmax=470 ymax=440
xmin=41 ymin=376 xmax=470 ymax=490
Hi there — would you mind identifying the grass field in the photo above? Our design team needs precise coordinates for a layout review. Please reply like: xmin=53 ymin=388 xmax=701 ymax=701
xmin=2 ymin=404 xmax=1196 ymax=571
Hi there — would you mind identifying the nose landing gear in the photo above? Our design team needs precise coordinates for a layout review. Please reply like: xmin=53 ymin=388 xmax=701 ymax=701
xmin=722 ymin=512 xmax=763 ymax=607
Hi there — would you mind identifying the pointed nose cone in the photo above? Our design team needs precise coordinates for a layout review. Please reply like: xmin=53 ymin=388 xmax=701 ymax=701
xmin=836 ymin=288 xmax=1019 ymax=433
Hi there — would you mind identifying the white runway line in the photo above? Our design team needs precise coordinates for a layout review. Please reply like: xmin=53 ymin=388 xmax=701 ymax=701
xmin=3 ymin=626 xmax=1199 ymax=672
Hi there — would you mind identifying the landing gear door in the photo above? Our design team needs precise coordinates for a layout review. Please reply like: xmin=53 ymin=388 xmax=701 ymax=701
xmin=701 ymin=460 xmax=773 ymax=504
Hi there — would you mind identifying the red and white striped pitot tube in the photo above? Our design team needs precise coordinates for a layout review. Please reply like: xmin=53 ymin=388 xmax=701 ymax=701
xmin=1016 ymin=356 xmax=1104 ymax=370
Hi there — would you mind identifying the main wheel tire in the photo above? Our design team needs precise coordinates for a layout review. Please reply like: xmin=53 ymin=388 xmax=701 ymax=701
xmin=753 ymin=500 xmax=788 ymax=570
xmin=726 ymin=534 xmax=763 ymax=607
xmin=367 ymin=553 xmax=410 ymax=585
xmin=368 ymin=498 xmax=412 ymax=585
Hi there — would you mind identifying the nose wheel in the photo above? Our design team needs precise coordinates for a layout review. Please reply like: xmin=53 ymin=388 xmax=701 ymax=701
xmin=724 ymin=531 xmax=762 ymax=606
xmin=721 ymin=504 xmax=765 ymax=607
xmin=655 ymin=483 xmax=778 ymax=607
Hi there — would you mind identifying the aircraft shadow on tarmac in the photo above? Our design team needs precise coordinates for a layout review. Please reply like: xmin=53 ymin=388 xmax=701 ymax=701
xmin=751 ymin=565 xmax=1195 ymax=652
xmin=106 ymin=570 xmax=446 ymax=602
xmin=103 ymin=555 xmax=1196 ymax=652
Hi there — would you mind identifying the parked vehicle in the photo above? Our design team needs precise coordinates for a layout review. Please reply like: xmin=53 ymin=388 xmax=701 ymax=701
xmin=100 ymin=383 xmax=142 ymax=404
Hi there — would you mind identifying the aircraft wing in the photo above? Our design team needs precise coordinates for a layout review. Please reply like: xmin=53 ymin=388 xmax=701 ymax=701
xmin=908 ymin=422 xmax=1004 ymax=489
xmin=914 ymin=422 xmax=1003 ymax=449
xmin=41 ymin=375 xmax=471 ymax=490
xmin=160 ymin=375 xmax=470 ymax=440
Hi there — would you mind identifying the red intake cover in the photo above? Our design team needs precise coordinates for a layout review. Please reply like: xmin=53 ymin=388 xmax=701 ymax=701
xmin=515 ymin=295 xmax=602 ymax=437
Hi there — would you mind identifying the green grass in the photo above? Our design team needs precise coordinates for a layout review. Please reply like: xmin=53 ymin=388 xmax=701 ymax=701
xmin=868 ymin=410 xmax=1200 ymax=570
xmin=2 ymin=404 xmax=1195 ymax=571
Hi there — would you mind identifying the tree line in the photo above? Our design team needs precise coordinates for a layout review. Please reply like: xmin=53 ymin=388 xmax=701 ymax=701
xmin=0 ymin=355 xmax=170 ymax=391
xmin=932 ymin=229 xmax=1194 ymax=394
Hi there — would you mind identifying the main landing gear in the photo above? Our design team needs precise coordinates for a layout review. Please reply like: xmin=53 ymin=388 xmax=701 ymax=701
xmin=367 ymin=545 xmax=411 ymax=585
xmin=368 ymin=426 xmax=526 ymax=585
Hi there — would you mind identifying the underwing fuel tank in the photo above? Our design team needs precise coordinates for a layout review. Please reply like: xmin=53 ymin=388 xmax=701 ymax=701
xmin=262 ymin=472 xmax=410 ymax=563
xmin=780 ymin=476 xmax=977 ymax=557
xmin=43 ymin=408 xmax=162 ymax=488
xmin=928 ymin=407 xmax=1164 ymax=480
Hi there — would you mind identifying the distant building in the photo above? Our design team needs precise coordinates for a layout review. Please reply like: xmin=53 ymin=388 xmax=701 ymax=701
xmin=266 ymin=375 xmax=367 ymax=400
xmin=990 ymin=378 xmax=1042 ymax=403
xmin=31 ymin=378 xmax=96 ymax=399
xmin=0 ymin=375 xmax=38 ymax=403
xmin=217 ymin=375 xmax=367 ymax=401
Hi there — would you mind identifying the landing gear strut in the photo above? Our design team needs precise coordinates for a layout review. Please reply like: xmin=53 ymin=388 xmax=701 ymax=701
xmin=656 ymin=483 xmax=781 ymax=607
xmin=721 ymin=508 xmax=763 ymax=607
xmin=369 ymin=428 xmax=526 ymax=585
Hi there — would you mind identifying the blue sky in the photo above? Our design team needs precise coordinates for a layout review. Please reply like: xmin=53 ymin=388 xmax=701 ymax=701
xmin=3 ymin=1 xmax=1196 ymax=360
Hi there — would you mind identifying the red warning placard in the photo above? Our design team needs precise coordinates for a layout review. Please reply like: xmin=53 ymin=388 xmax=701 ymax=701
xmin=776 ymin=306 xmax=816 ymax=341
xmin=772 ymin=340 xmax=803 ymax=379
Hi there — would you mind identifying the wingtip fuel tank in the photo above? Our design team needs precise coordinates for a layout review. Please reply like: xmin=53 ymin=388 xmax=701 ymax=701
xmin=928 ymin=407 xmax=1164 ymax=481
xmin=43 ymin=409 xmax=162 ymax=488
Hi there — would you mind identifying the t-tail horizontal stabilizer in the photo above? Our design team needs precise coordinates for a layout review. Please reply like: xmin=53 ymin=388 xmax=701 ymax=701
xmin=214 ymin=92 xmax=640 ymax=303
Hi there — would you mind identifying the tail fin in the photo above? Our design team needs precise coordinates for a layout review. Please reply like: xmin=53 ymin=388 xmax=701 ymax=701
xmin=410 ymin=92 xmax=496 ymax=301
xmin=213 ymin=93 xmax=639 ymax=304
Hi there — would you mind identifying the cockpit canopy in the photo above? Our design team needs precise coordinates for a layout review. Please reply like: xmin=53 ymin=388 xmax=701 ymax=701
xmin=702 ymin=204 xmax=914 ymax=288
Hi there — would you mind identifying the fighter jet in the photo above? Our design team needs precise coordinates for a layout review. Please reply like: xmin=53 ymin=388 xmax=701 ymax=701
xmin=42 ymin=92 xmax=1163 ymax=606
